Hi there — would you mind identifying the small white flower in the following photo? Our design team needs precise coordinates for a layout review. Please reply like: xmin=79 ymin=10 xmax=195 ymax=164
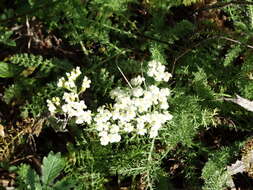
xmin=81 ymin=76 xmax=91 ymax=92
xmin=52 ymin=97 xmax=60 ymax=106
xmin=71 ymin=101 xmax=87 ymax=112
xmin=143 ymin=90 xmax=153 ymax=102
xmin=137 ymin=128 xmax=147 ymax=135
xmin=62 ymin=103 xmax=72 ymax=113
xmin=74 ymin=66 xmax=81 ymax=76
xmin=65 ymin=80 xmax=76 ymax=89
xmin=47 ymin=100 xmax=57 ymax=114
xmin=57 ymin=77 xmax=65 ymax=88
xmin=136 ymin=119 xmax=145 ymax=129
xmin=164 ymin=72 xmax=172 ymax=82
xmin=48 ymin=68 xmax=93 ymax=126
xmin=99 ymin=130 xmax=108 ymax=137
xmin=125 ymin=108 xmax=136 ymax=120
xmin=96 ymin=124 xmax=104 ymax=132
xmin=108 ymin=133 xmax=121 ymax=143
xmin=163 ymin=111 xmax=173 ymax=121
xmin=76 ymin=110 xmax=92 ymax=124
xmin=110 ymin=124 xmax=120 ymax=133
xmin=68 ymin=67 xmax=81 ymax=82
xmin=149 ymin=129 xmax=158 ymax=138
xmin=123 ymin=122 xmax=134 ymax=132
xmin=130 ymin=75 xmax=145 ymax=86
xmin=63 ymin=92 xmax=78 ymax=103
xmin=160 ymin=88 xmax=171 ymax=96
xmin=111 ymin=109 xmax=121 ymax=120
xmin=95 ymin=107 xmax=112 ymax=122
xmin=132 ymin=87 xmax=144 ymax=97
xmin=100 ymin=135 xmax=110 ymax=146
xmin=160 ymin=101 xmax=169 ymax=110
xmin=110 ymin=88 xmax=128 ymax=100
xmin=148 ymin=85 xmax=160 ymax=96
xmin=96 ymin=122 xmax=109 ymax=132
xmin=137 ymin=98 xmax=152 ymax=112
xmin=117 ymin=96 xmax=132 ymax=108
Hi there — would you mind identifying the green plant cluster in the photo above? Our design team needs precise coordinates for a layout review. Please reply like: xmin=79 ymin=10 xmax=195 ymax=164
xmin=1 ymin=0 xmax=253 ymax=189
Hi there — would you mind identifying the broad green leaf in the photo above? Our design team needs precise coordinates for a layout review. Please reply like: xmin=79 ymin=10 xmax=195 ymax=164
xmin=41 ymin=152 xmax=65 ymax=187
xmin=0 ymin=62 xmax=22 ymax=78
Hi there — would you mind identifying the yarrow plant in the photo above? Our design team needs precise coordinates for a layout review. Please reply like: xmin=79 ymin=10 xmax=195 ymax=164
xmin=46 ymin=61 xmax=173 ymax=145
xmin=92 ymin=60 xmax=173 ymax=145
xmin=47 ymin=67 xmax=92 ymax=125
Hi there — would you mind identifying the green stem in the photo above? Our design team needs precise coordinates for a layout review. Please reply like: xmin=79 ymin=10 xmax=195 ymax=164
xmin=145 ymin=137 xmax=155 ymax=190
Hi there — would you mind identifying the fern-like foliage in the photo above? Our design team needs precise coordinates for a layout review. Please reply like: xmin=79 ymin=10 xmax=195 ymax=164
xmin=17 ymin=164 xmax=42 ymax=190
xmin=9 ymin=53 xmax=56 ymax=77
xmin=3 ymin=83 xmax=23 ymax=104
xmin=3 ymin=54 xmax=72 ymax=118
xmin=223 ymin=45 xmax=243 ymax=67
xmin=3 ymin=78 xmax=37 ymax=105
xmin=161 ymin=90 xmax=216 ymax=147
xmin=236 ymin=52 xmax=253 ymax=99
xmin=201 ymin=142 xmax=243 ymax=190
xmin=9 ymin=53 xmax=49 ymax=67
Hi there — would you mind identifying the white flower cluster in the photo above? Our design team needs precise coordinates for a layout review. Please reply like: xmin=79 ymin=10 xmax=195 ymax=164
xmin=57 ymin=67 xmax=91 ymax=93
xmin=46 ymin=61 xmax=173 ymax=146
xmin=47 ymin=67 xmax=92 ymax=125
xmin=93 ymin=60 xmax=173 ymax=145
xmin=147 ymin=60 xmax=172 ymax=82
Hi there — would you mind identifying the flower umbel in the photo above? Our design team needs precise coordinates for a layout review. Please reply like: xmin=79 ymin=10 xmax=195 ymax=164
xmin=47 ymin=67 xmax=91 ymax=126
xmin=92 ymin=60 xmax=173 ymax=145
xmin=147 ymin=60 xmax=172 ymax=82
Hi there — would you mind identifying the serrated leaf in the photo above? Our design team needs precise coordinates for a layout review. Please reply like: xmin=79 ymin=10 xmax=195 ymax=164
xmin=0 ymin=62 xmax=23 ymax=78
xmin=53 ymin=177 xmax=75 ymax=190
xmin=41 ymin=151 xmax=65 ymax=187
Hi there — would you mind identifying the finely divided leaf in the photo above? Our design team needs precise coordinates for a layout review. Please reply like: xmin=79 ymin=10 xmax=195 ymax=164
xmin=17 ymin=164 xmax=41 ymax=190
xmin=41 ymin=151 xmax=65 ymax=187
